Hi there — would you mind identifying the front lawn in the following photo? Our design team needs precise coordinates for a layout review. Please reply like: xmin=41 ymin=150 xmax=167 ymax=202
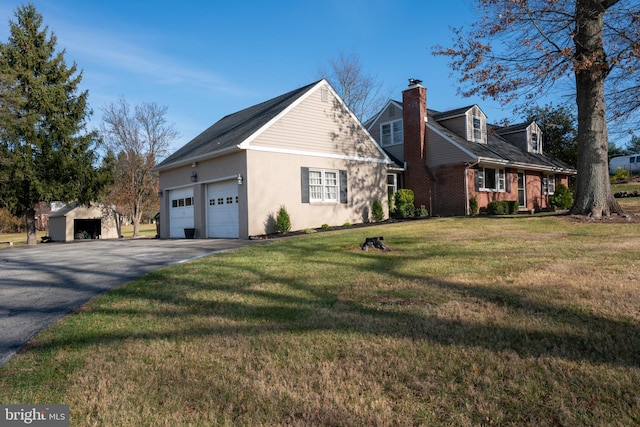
xmin=1 ymin=216 xmax=639 ymax=425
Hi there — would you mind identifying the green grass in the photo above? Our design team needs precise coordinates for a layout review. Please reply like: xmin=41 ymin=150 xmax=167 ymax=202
xmin=1 ymin=216 xmax=640 ymax=426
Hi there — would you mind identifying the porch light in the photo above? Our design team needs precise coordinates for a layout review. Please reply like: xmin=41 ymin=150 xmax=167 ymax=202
xmin=191 ymin=171 xmax=197 ymax=182
xmin=157 ymin=190 xmax=163 ymax=198
xmin=237 ymin=173 xmax=243 ymax=185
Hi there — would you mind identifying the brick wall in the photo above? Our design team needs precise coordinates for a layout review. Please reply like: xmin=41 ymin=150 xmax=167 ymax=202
xmin=434 ymin=164 xmax=467 ymax=216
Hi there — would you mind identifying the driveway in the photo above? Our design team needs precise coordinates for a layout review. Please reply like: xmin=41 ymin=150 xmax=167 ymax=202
xmin=0 ymin=238 xmax=255 ymax=367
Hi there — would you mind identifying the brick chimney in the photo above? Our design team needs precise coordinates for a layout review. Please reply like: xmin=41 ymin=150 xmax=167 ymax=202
xmin=402 ymin=79 xmax=433 ymax=212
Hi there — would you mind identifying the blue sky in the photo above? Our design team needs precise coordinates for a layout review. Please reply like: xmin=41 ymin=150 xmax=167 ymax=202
xmin=0 ymin=0 xmax=561 ymax=153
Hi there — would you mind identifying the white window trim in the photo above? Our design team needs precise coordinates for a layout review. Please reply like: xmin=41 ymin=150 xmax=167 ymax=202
xmin=380 ymin=119 xmax=403 ymax=147
xmin=309 ymin=169 xmax=340 ymax=203
xmin=479 ymin=167 xmax=506 ymax=192
xmin=543 ymin=174 xmax=556 ymax=195
xmin=472 ymin=115 xmax=485 ymax=143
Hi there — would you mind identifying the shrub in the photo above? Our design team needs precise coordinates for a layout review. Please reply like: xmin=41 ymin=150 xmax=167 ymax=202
xmin=274 ymin=205 xmax=291 ymax=233
xmin=469 ymin=196 xmax=478 ymax=216
xmin=415 ymin=205 xmax=429 ymax=217
xmin=394 ymin=189 xmax=415 ymax=219
xmin=321 ymin=223 xmax=329 ymax=229
xmin=343 ymin=222 xmax=352 ymax=227
xmin=550 ymin=183 xmax=573 ymax=209
xmin=371 ymin=199 xmax=385 ymax=222
xmin=487 ymin=201 xmax=519 ymax=215
xmin=612 ymin=168 xmax=630 ymax=182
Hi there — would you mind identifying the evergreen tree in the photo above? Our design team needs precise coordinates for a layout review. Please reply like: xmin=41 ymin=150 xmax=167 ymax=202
xmin=0 ymin=4 xmax=107 ymax=244
xmin=524 ymin=104 xmax=578 ymax=169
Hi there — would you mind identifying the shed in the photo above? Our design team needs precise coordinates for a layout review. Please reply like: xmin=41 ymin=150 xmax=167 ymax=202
xmin=48 ymin=203 xmax=119 ymax=242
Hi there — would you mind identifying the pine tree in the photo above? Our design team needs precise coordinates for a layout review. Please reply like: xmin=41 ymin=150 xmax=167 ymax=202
xmin=0 ymin=4 xmax=107 ymax=244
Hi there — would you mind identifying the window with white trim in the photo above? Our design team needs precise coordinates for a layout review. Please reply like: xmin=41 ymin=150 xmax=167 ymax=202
xmin=472 ymin=116 xmax=483 ymax=141
xmin=543 ymin=174 xmax=556 ymax=195
xmin=380 ymin=119 xmax=403 ymax=147
xmin=531 ymin=131 xmax=539 ymax=153
xmin=478 ymin=167 xmax=505 ymax=191
xmin=309 ymin=169 xmax=339 ymax=202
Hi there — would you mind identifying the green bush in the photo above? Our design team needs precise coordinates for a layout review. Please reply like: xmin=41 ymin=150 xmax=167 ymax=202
xmin=416 ymin=205 xmax=429 ymax=218
xmin=371 ymin=199 xmax=385 ymax=222
xmin=321 ymin=223 xmax=329 ymax=229
xmin=469 ymin=196 xmax=478 ymax=216
xmin=394 ymin=189 xmax=415 ymax=219
xmin=274 ymin=205 xmax=291 ymax=233
xmin=343 ymin=222 xmax=352 ymax=227
xmin=612 ymin=168 xmax=630 ymax=181
xmin=550 ymin=183 xmax=573 ymax=209
xmin=487 ymin=201 xmax=519 ymax=215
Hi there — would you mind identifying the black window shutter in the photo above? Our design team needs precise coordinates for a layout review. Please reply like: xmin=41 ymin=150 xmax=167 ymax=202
xmin=301 ymin=167 xmax=309 ymax=203
xmin=340 ymin=170 xmax=348 ymax=204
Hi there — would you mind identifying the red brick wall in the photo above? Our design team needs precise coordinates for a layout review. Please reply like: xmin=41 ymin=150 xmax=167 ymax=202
xmin=434 ymin=164 xmax=467 ymax=216
xmin=402 ymin=84 xmax=434 ymax=213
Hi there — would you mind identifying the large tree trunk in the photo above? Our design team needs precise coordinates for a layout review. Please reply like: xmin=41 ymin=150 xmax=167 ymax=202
xmin=25 ymin=207 xmax=37 ymax=245
xmin=570 ymin=0 xmax=623 ymax=218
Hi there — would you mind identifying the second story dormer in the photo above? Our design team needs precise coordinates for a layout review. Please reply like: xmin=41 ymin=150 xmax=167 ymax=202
xmin=433 ymin=105 xmax=488 ymax=144
xmin=495 ymin=121 xmax=543 ymax=154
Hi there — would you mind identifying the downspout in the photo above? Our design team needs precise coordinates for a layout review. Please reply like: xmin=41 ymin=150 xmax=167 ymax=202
xmin=464 ymin=161 xmax=479 ymax=216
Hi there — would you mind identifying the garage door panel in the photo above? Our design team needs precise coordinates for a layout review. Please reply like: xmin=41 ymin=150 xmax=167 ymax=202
xmin=207 ymin=181 xmax=239 ymax=238
xmin=169 ymin=188 xmax=194 ymax=238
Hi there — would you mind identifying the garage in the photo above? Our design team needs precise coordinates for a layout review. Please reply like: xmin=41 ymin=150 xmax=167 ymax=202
xmin=207 ymin=180 xmax=239 ymax=238
xmin=169 ymin=187 xmax=194 ymax=238
xmin=48 ymin=203 xmax=119 ymax=242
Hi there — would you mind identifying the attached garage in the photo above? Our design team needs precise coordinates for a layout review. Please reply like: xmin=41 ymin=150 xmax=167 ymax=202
xmin=169 ymin=187 xmax=194 ymax=238
xmin=207 ymin=180 xmax=239 ymax=238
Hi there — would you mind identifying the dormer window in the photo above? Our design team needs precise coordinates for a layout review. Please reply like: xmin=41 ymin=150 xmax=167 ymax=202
xmin=473 ymin=117 xmax=482 ymax=140
xmin=380 ymin=119 xmax=403 ymax=147
xmin=469 ymin=111 xmax=486 ymax=143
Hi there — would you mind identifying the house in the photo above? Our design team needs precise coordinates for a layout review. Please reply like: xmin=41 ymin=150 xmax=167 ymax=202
xmin=48 ymin=202 xmax=119 ymax=242
xmin=154 ymin=80 xmax=392 ymax=239
xmin=365 ymin=80 xmax=576 ymax=216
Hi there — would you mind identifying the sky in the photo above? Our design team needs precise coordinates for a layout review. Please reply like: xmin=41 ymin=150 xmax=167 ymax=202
xmin=0 ymin=0 xmax=575 ymax=154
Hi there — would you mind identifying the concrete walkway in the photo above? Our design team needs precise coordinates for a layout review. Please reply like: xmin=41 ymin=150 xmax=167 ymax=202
xmin=0 ymin=238 xmax=255 ymax=367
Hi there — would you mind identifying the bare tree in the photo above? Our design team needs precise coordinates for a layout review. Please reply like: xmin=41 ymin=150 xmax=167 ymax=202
xmin=319 ymin=52 xmax=387 ymax=122
xmin=101 ymin=98 xmax=178 ymax=237
xmin=434 ymin=0 xmax=640 ymax=218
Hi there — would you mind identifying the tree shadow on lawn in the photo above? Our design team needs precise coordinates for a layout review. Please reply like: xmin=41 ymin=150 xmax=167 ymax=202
xmin=22 ymin=239 xmax=640 ymax=370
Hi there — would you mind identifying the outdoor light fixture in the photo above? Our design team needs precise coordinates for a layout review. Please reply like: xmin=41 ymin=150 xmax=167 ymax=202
xmin=191 ymin=172 xmax=197 ymax=182
xmin=191 ymin=162 xmax=197 ymax=168
xmin=237 ymin=173 xmax=243 ymax=185
xmin=157 ymin=190 xmax=163 ymax=198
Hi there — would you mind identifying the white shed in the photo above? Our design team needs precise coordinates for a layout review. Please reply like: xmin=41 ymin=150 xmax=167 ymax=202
xmin=48 ymin=203 xmax=119 ymax=242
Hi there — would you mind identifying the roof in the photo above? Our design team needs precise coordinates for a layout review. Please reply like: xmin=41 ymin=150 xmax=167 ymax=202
xmin=369 ymin=101 xmax=574 ymax=173
xmin=427 ymin=112 xmax=574 ymax=172
xmin=156 ymin=80 xmax=323 ymax=170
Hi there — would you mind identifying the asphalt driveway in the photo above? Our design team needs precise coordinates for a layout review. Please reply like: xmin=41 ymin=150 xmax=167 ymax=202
xmin=0 ymin=238 xmax=255 ymax=367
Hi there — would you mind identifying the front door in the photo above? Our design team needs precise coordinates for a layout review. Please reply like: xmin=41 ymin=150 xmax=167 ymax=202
xmin=517 ymin=171 xmax=526 ymax=208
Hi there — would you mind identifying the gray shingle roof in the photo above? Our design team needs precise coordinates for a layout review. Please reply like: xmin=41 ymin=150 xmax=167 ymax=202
xmin=156 ymin=80 xmax=321 ymax=169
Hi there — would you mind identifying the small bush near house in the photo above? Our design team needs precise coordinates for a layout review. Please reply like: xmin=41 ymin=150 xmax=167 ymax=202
xmin=415 ymin=205 xmax=429 ymax=218
xmin=343 ymin=222 xmax=352 ymax=227
xmin=274 ymin=205 xmax=291 ymax=233
xmin=550 ymin=183 xmax=573 ymax=209
xmin=487 ymin=200 xmax=519 ymax=215
xmin=321 ymin=224 xmax=329 ymax=229
xmin=394 ymin=189 xmax=415 ymax=219
xmin=469 ymin=196 xmax=478 ymax=216
xmin=371 ymin=199 xmax=385 ymax=222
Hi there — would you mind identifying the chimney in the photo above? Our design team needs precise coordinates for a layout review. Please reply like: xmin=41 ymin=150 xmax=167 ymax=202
xmin=402 ymin=78 xmax=432 ymax=212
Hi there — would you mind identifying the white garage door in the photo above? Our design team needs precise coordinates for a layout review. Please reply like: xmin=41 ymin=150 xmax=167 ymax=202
xmin=169 ymin=187 xmax=194 ymax=238
xmin=207 ymin=181 xmax=239 ymax=238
